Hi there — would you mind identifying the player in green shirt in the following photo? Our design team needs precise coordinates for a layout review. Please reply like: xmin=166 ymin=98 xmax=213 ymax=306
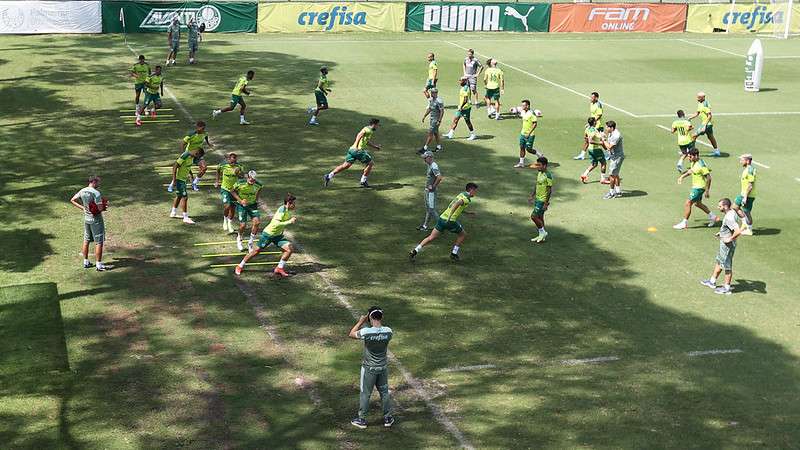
xmin=168 ymin=148 xmax=204 ymax=224
xmin=529 ymin=157 xmax=553 ymax=243
xmin=580 ymin=117 xmax=608 ymax=184
xmin=674 ymin=149 xmax=718 ymax=230
xmin=176 ymin=121 xmax=214 ymax=190
xmin=574 ymin=92 xmax=603 ymax=160
xmin=324 ymin=119 xmax=381 ymax=188
xmin=423 ymin=53 xmax=438 ymax=99
xmin=671 ymin=109 xmax=696 ymax=172
xmin=187 ymin=18 xmax=202 ymax=65
xmin=235 ymin=194 xmax=297 ymax=278
xmin=231 ymin=171 xmax=263 ymax=252
xmin=483 ymin=59 xmax=505 ymax=120
xmin=688 ymin=92 xmax=721 ymax=157
xmin=215 ymin=152 xmax=244 ymax=233
xmin=307 ymin=66 xmax=330 ymax=125
xmin=444 ymin=78 xmax=477 ymax=141
xmin=165 ymin=18 xmax=180 ymax=66
xmin=139 ymin=65 xmax=164 ymax=124
xmin=213 ymin=71 xmax=255 ymax=125
xmin=513 ymin=99 xmax=542 ymax=168
xmin=733 ymin=153 xmax=757 ymax=235
xmin=410 ymin=182 xmax=478 ymax=262
xmin=129 ymin=55 xmax=150 ymax=116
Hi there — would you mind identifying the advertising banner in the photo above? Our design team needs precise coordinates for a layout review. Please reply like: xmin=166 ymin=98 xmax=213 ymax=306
xmin=258 ymin=2 xmax=405 ymax=33
xmin=0 ymin=1 xmax=101 ymax=34
xmin=102 ymin=1 xmax=256 ymax=33
xmin=686 ymin=4 xmax=800 ymax=33
xmin=406 ymin=3 xmax=550 ymax=32
xmin=550 ymin=3 xmax=686 ymax=33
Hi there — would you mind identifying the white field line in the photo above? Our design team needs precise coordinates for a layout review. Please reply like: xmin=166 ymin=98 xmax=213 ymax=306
xmin=656 ymin=125 xmax=770 ymax=168
xmin=766 ymin=55 xmax=800 ymax=59
xmin=640 ymin=112 xmax=800 ymax=118
xmin=440 ymin=364 xmax=497 ymax=373
xmin=445 ymin=41 xmax=639 ymax=118
xmin=678 ymin=38 xmax=745 ymax=57
xmin=687 ymin=349 xmax=744 ymax=357
xmin=311 ymin=268 xmax=475 ymax=450
xmin=559 ymin=356 xmax=621 ymax=366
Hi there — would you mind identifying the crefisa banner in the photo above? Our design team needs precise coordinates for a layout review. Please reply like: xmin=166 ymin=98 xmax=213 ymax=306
xmin=258 ymin=2 xmax=405 ymax=32
xmin=102 ymin=1 xmax=257 ymax=33
xmin=550 ymin=3 xmax=687 ymax=32
xmin=406 ymin=3 xmax=550 ymax=32
xmin=0 ymin=1 xmax=102 ymax=34
xmin=686 ymin=4 xmax=800 ymax=33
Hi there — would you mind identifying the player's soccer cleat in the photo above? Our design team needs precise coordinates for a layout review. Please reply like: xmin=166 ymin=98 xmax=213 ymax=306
xmin=444 ymin=130 xmax=454 ymax=139
xmin=416 ymin=147 xmax=426 ymax=155
xmin=309 ymin=119 xmax=319 ymax=126
xmin=435 ymin=145 xmax=442 ymax=152
xmin=167 ymin=183 xmax=174 ymax=193
xmin=573 ymin=153 xmax=585 ymax=160
xmin=234 ymin=265 xmax=243 ymax=276
xmin=494 ymin=114 xmax=502 ymax=120
xmin=531 ymin=231 xmax=549 ymax=243
xmin=240 ymin=120 xmax=250 ymax=125
xmin=95 ymin=265 xmax=107 ymax=272
xmin=384 ymin=416 xmax=395 ymax=428
xmin=417 ymin=225 xmax=428 ymax=231
xmin=741 ymin=226 xmax=753 ymax=236
xmin=467 ymin=133 xmax=477 ymax=141
xmin=83 ymin=261 xmax=93 ymax=269
xmin=135 ymin=118 xmax=142 ymax=127
xmin=672 ymin=221 xmax=687 ymax=230
xmin=513 ymin=162 xmax=526 ymax=168
xmin=700 ymin=279 xmax=716 ymax=289
xmin=182 ymin=217 xmax=196 ymax=224
xmin=409 ymin=249 xmax=418 ymax=262
xmin=450 ymin=252 xmax=460 ymax=261
xmin=360 ymin=181 xmax=370 ymax=188
xmin=710 ymin=150 xmax=721 ymax=157
xmin=676 ymin=165 xmax=684 ymax=173
xmin=273 ymin=267 xmax=290 ymax=278
xmin=580 ymin=175 xmax=588 ymax=184
xmin=614 ymin=191 xmax=623 ymax=198
xmin=323 ymin=174 xmax=332 ymax=187
xmin=714 ymin=286 xmax=732 ymax=295
xmin=191 ymin=182 xmax=199 ymax=191
xmin=351 ymin=417 xmax=367 ymax=429
xmin=602 ymin=192 xmax=616 ymax=200
xmin=707 ymin=215 xmax=718 ymax=227
xmin=169 ymin=210 xmax=178 ymax=218
xmin=212 ymin=110 xmax=221 ymax=119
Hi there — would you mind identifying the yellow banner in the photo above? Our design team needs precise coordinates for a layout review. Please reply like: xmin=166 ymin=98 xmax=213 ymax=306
xmin=258 ymin=2 xmax=405 ymax=32
xmin=687 ymin=4 xmax=800 ymax=33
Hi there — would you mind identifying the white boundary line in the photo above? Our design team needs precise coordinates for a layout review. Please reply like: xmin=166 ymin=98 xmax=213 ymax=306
xmin=559 ymin=356 xmax=621 ymax=366
xmin=687 ymin=349 xmax=744 ymax=357
xmin=679 ymin=38 xmax=745 ymax=57
xmin=444 ymin=41 xmax=639 ymax=118
xmin=440 ymin=364 xmax=497 ymax=373
xmin=656 ymin=126 xmax=770 ymax=168
xmin=640 ymin=111 xmax=800 ymax=118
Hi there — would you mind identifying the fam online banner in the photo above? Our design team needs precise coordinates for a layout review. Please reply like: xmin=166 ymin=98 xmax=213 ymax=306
xmin=550 ymin=3 xmax=686 ymax=33
xmin=686 ymin=4 xmax=800 ymax=33
xmin=258 ymin=2 xmax=405 ymax=32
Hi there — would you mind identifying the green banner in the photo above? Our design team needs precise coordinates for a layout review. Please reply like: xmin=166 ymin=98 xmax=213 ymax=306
xmin=102 ymin=1 xmax=256 ymax=33
xmin=406 ymin=3 xmax=549 ymax=32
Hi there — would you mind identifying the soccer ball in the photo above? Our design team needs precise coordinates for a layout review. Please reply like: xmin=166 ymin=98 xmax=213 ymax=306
xmin=533 ymin=109 xmax=543 ymax=117
xmin=509 ymin=107 xmax=519 ymax=114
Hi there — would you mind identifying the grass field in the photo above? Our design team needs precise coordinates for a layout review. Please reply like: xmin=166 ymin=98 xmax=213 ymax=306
xmin=1 ymin=31 xmax=800 ymax=449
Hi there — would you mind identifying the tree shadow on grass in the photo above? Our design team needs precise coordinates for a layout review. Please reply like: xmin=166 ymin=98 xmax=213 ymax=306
xmin=0 ymin=229 xmax=54 ymax=272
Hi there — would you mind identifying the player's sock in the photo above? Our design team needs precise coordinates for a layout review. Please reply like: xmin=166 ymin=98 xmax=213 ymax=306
xmin=708 ymin=212 xmax=715 ymax=220
xmin=277 ymin=259 xmax=287 ymax=269
xmin=609 ymin=188 xmax=615 ymax=195
xmin=452 ymin=245 xmax=460 ymax=254
xmin=614 ymin=186 xmax=622 ymax=194
xmin=360 ymin=174 xmax=368 ymax=183
xmin=423 ymin=145 xmax=428 ymax=151
xmin=436 ymin=144 xmax=442 ymax=150
xmin=414 ymin=244 xmax=423 ymax=253
xmin=723 ymin=283 xmax=730 ymax=290
xmin=83 ymin=258 xmax=90 ymax=266
xmin=582 ymin=169 xmax=590 ymax=177
xmin=240 ymin=114 xmax=246 ymax=123
xmin=519 ymin=157 xmax=525 ymax=165
xmin=249 ymin=233 xmax=255 ymax=243
xmin=538 ymin=227 xmax=546 ymax=235
xmin=237 ymin=260 xmax=245 ymax=268
xmin=182 ymin=212 xmax=188 ymax=219
xmin=170 ymin=207 xmax=177 ymax=215
xmin=709 ymin=277 xmax=717 ymax=284
xmin=328 ymin=171 xmax=336 ymax=179
xmin=96 ymin=261 xmax=103 ymax=269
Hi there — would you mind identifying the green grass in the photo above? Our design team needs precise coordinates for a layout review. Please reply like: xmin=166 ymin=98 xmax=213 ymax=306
xmin=1 ymin=32 xmax=799 ymax=448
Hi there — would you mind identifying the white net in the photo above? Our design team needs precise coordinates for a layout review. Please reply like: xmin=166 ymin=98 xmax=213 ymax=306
xmin=771 ymin=0 xmax=793 ymax=39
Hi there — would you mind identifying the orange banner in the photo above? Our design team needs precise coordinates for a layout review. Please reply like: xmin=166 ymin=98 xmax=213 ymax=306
xmin=550 ymin=3 xmax=687 ymax=32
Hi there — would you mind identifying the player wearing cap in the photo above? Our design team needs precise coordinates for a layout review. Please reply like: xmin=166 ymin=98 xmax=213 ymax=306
xmin=418 ymin=151 xmax=443 ymax=231
xmin=70 ymin=176 xmax=111 ymax=271
xmin=423 ymin=53 xmax=438 ymax=99
xmin=231 ymin=171 xmax=263 ymax=252
xmin=514 ymin=99 xmax=542 ymax=168
xmin=674 ymin=149 xmax=718 ymax=230
xmin=215 ymin=152 xmax=244 ymax=233
xmin=235 ymin=193 xmax=297 ymax=278
xmin=444 ymin=78 xmax=477 ymax=141
xmin=463 ymin=48 xmax=483 ymax=106
xmin=129 ymin=55 xmax=150 ymax=117
xmin=529 ymin=157 xmax=553 ymax=243
xmin=410 ymin=182 xmax=478 ymax=262
xmin=419 ymin=88 xmax=444 ymax=154
xmin=688 ymin=92 xmax=721 ymax=157
xmin=213 ymin=71 xmax=255 ymax=125
xmin=700 ymin=198 xmax=742 ymax=295
xmin=672 ymin=110 xmax=695 ymax=172
xmin=349 ymin=306 xmax=394 ymax=429
xmin=733 ymin=154 xmax=757 ymax=236
xmin=324 ymin=119 xmax=381 ymax=188
xmin=307 ymin=66 xmax=330 ymax=125
xmin=574 ymin=92 xmax=603 ymax=160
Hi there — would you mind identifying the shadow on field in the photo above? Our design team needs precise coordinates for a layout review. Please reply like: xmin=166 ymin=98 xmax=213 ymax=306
xmin=2 ymin=34 xmax=798 ymax=450
xmin=0 ymin=229 xmax=54 ymax=272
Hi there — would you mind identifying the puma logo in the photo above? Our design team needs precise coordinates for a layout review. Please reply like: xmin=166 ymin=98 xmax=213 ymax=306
xmin=504 ymin=6 xmax=536 ymax=32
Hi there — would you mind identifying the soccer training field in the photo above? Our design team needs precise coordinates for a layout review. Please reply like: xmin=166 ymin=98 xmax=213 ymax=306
xmin=1 ymin=32 xmax=800 ymax=448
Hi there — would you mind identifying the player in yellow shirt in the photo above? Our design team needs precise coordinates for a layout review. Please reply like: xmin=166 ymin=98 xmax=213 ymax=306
xmin=732 ymin=154 xmax=757 ymax=235
xmin=444 ymin=78 xmax=477 ymax=140
xmin=409 ymin=182 xmax=478 ymax=262
xmin=579 ymin=117 xmax=608 ymax=184
xmin=529 ymin=157 xmax=553 ymax=243
xmin=671 ymin=110 xmax=695 ymax=172
xmin=574 ymin=92 xmax=603 ymax=160
xmin=235 ymin=194 xmax=297 ymax=278
xmin=212 ymin=71 xmax=255 ymax=125
xmin=215 ymin=152 xmax=244 ymax=233
xmin=324 ymin=119 xmax=381 ymax=188
xmin=688 ymin=92 xmax=720 ymax=156
xmin=129 ymin=55 xmax=150 ymax=116
xmin=483 ymin=59 xmax=505 ymax=120
xmin=423 ymin=53 xmax=438 ymax=99
xmin=674 ymin=149 xmax=718 ymax=230
xmin=514 ymin=100 xmax=543 ymax=168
